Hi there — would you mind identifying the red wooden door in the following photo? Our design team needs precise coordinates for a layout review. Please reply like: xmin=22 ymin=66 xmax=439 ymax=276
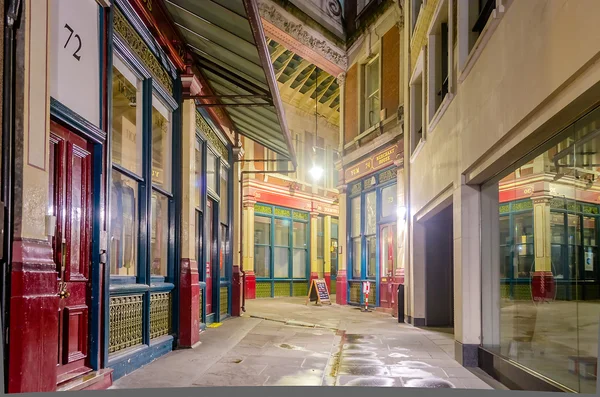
xmin=379 ymin=223 xmax=396 ymax=308
xmin=49 ymin=122 xmax=93 ymax=384
xmin=205 ymin=200 xmax=214 ymax=319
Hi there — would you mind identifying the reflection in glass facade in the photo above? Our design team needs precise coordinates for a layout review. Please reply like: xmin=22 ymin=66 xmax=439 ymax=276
xmin=484 ymin=106 xmax=600 ymax=393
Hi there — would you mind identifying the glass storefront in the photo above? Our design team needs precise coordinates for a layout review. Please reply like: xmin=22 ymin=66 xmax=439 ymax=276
xmin=483 ymin=105 xmax=600 ymax=393
xmin=347 ymin=167 xmax=398 ymax=306
xmin=253 ymin=204 xmax=310 ymax=297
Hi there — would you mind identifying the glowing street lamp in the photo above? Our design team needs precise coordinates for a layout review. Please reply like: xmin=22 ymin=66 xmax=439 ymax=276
xmin=310 ymin=164 xmax=324 ymax=181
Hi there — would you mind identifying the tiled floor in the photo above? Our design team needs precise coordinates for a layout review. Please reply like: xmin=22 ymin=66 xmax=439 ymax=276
xmin=110 ymin=297 xmax=501 ymax=389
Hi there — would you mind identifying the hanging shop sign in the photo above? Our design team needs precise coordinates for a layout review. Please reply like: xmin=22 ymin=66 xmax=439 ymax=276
xmin=345 ymin=140 xmax=403 ymax=183
xmin=306 ymin=279 xmax=331 ymax=306
xmin=49 ymin=0 xmax=100 ymax=127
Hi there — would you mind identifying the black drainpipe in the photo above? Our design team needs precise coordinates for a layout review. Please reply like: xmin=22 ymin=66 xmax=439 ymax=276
xmin=2 ymin=0 xmax=21 ymax=392
xmin=232 ymin=136 xmax=296 ymax=312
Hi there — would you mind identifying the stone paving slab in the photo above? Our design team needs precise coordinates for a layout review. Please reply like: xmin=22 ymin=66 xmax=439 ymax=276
xmin=111 ymin=297 xmax=498 ymax=390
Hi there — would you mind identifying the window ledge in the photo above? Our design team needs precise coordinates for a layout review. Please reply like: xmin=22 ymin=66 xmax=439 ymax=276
xmin=458 ymin=1 xmax=509 ymax=84
xmin=410 ymin=138 xmax=426 ymax=164
xmin=427 ymin=93 xmax=455 ymax=136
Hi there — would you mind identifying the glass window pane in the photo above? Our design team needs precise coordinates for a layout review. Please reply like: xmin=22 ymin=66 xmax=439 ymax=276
xmin=255 ymin=246 xmax=270 ymax=278
xmin=110 ymin=170 xmax=138 ymax=276
xmin=151 ymin=95 xmax=172 ymax=191
xmin=111 ymin=57 xmax=142 ymax=175
xmin=195 ymin=140 xmax=202 ymax=208
xmin=293 ymin=222 xmax=307 ymax=248
xmin=274 ymin=247 xmax=289 ymax=278
xmin=207 ymin=149 xmax=217 ymax=192
xmin=220 ymin=164 xmax=228 ymax=224
xmin=254 ymin=216 xmax=271 ymax=245
xmin=366 ymin=57 xmax=379 ymax=96
xmin=380 ymin=226 xmax=396 ymax=277
xmin=274 ymin=219 xmax=290 ymax=246
xmin=352 ymin=237 xmax=361 ymax=279
xmin=366 ymin=235 xmax=376 ymax=278
xmin=150 ymin=192 xmax=169 ymax=276
xmin=293 ymin=249 xmax=306 ymax=278
xmin=220 ymin=225 xmax=227 ymax=279
xmin=351 ymin=197 xmax=361 ymax=237
xmin=381 ymin=184 xmax=397 ymax=218
xmin=365 ymin=191 xmax=377 ymax=235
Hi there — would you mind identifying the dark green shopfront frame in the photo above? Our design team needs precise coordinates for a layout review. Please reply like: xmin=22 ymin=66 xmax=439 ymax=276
xmin=254 ymin=204 xmax=311 ymax=298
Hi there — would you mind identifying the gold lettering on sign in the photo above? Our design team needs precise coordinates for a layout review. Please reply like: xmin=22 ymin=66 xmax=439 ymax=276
xmin=141 ymin=0 xmax=152 ymax=11
xmin=523 ymin=186 xmax=533 ymax=195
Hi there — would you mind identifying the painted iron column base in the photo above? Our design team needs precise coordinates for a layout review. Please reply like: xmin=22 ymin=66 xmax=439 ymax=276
xmin=335 ymin=269 xmax=347 ymax=305
xmin=178 ymin=259 xmax=200 ymax=348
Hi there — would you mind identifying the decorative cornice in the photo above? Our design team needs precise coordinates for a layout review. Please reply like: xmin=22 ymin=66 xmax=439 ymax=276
xmin=113 ymin=8 xmax=173 ymax=93
xmin=258 ymin=0 xmax=347 ymax=70
xmin=195 ymin=111 xmax=228 ymax=159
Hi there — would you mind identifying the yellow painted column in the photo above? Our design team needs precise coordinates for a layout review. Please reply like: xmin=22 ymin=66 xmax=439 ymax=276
xmin=243 ymin=201 xmax=257 ymax=298
xmin=324 ymin=215 xmax=332 ymax=285
xmin=533 ymin=196 xmax=552 ymax=272
xmin=336 ymin=186 xmax=348 ymax=304
xmin=310 ymin=212 xmax=319 ymax=280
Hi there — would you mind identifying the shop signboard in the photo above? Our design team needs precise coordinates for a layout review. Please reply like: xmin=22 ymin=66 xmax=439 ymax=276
xmin=344 ymin=140 xmax=403 ymax=183
xmin=306 ymin=279 xmax=331 ymax=305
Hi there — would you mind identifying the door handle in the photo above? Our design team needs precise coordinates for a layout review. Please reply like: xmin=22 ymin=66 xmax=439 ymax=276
xmin=58 ymin=281 xmax=70 ymax=299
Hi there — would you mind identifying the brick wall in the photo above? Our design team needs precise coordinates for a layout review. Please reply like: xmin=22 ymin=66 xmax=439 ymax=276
xmin=382 ymin=24 xmax=400 ymax=119
xmin=344 ymin=63 xmax=358 ymax=144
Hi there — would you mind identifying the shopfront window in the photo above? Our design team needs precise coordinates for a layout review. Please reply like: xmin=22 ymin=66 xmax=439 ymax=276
xmin=351 ymin=196 xmax=361 ymax=279
xmin=111 ymin=56 xmax=142 ymax=176
xmin=110 ymin=171 xmax=139 ymax=276
xmin=220 ymin=163 xmax=229 ymax=223
xmin=195 ymin=139 xmax=202 ymax=209
xmin=150 ymin=193 xmax=169 ymax=276
xmin=293 ymin=221 xmax=308 ymax=278
xmin=254 ymin=216 xmax=271 ymax=278
xmin=207 ymin=149 xmax=217 ymax=192
xmin=365 ymin=191 xmax=377 ymax=278
xmin=381 ymin=184 xmax=397 ymax=219
xmin=274 ymin=219 xmax=290 ymax=278
xmin=151 ymin=96 xmax=172 ymax=191
xmin=483 ymin=105 xmax=600 ymax=394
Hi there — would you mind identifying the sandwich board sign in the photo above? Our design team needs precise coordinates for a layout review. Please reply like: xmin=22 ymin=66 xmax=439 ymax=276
xmin=306 ymin=279 xmax=332 ymax=305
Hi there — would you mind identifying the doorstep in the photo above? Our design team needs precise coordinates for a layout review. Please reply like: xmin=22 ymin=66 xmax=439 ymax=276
xmin=57 ymin=368 xmax=114 ymax=392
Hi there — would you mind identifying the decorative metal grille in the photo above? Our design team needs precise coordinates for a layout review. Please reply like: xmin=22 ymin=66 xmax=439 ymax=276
xmin=109 ymin=294 xmax=144 ymax=354
xmin=254 ymin=204 xmax=272 ymax=215
xmin=256 ymin=281 xmax=272 ymax=297
xmin=195 ymin=111 xmax=228 ymax=159
xmin=363 ymin=176 xmax=377 ymax=190
xmin=274 ymin=281 xmax=290 ymax=297
xmin=293 ymin=211 xmax=309 ymax=221
xmin=512 ymin=200 xmax=533 ymax=212
xmin=349 ymin=282 xmax=361 ymax=304
xmin=220 ymin=287 xmax=228 ymax=315
xmin=274 ymin=208 xmax=291 ymax=217
xmin=499 ymin=204 xmax=510 ymax=214
xmin=150 ymin=292 xmax=172 ymax=339
xmin=378 ymin=168 xmax=396 ymax=184
xmin=350 ymin=182 xmax=362 ymax=196
xmin=292 ymin=281 xmax=308 ymax=297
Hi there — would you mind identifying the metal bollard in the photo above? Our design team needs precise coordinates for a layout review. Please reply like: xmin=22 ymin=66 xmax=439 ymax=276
xmin=397 ymin=284 xmax=405 ymax=323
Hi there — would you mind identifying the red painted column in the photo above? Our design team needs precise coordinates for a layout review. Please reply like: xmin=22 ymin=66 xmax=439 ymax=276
xmin=8 ymin=239 xmax=59 ymax=393
xmin=335 ymin=269 xmax=348 ymax=305
xmin=178 ymin=259 xmax=199 ymax=348
xmin=245 ymin=270 xmax=256 ymax=299
xmin=324 ymin=272 xmax=331 ymax=290
xmin=231 ymin=265 xmax=242 ymax=316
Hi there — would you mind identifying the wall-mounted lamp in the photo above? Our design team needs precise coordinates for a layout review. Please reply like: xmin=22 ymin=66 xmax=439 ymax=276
xmin=310 ymin=164 xmax=324 ymax=181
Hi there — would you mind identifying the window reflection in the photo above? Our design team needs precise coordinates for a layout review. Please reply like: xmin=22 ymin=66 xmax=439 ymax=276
xmin=487 ymin=105 xmax=600 ymax=393
xmin=111 ymin=57 xmax=142 ymax=176
xmin=110 ymin=171 xmax=138 ymax=276
xmin=150 ymin=192 xmax=169 ymax=276
xmin=151 ymin=96 xmax=172 ymax=191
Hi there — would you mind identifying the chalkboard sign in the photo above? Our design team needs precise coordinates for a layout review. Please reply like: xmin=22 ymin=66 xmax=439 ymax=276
xmin=306 ymin=279 xmax=332 ymax=305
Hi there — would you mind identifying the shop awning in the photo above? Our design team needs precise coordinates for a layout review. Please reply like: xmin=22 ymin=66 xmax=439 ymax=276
xmin=164 ymin=0 xmax=297 ymax=166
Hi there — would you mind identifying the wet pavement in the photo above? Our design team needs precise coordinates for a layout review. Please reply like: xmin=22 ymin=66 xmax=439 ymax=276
xmin=110 ymin=297 xmax=505 ymax=389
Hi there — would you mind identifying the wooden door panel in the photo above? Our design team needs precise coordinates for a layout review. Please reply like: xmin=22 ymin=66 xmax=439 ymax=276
xmin=63 ymin=305 xmax=88 ymax=363
xmin=50 ymin=121 xmax=93 ymax=381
